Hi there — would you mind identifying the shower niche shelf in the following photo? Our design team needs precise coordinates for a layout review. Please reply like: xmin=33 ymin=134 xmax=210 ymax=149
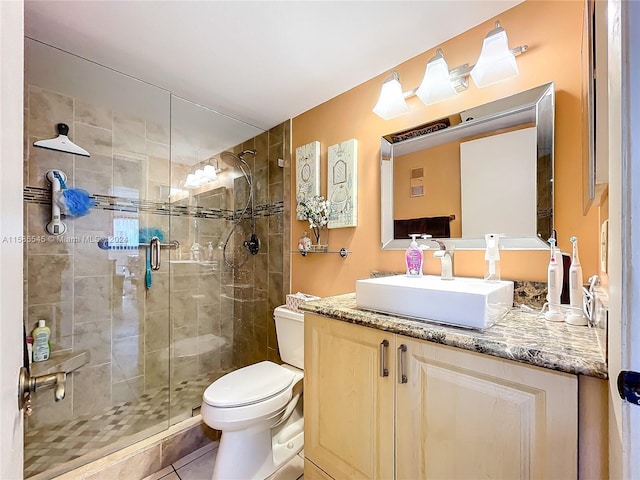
xmin=31 ymin=349 xmax=90 ymax=377
xmin=294 ymin=248 xmax=351 ymax=258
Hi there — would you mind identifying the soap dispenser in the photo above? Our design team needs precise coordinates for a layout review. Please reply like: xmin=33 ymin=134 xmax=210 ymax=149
xmin=484 ymin=233 xmax=501 ymax=282
xmin=405 ymin=234 xmax=423 ymax=277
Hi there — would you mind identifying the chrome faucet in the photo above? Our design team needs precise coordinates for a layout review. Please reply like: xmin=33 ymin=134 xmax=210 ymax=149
xmin=421 ymin=235 xmax=454 ymax=280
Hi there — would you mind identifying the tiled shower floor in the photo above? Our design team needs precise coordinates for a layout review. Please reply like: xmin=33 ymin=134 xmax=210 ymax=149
xmin=24 ymin=371 xmax=228 ymax=478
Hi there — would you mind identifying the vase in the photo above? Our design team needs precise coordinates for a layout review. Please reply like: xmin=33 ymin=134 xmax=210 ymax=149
xmin=311 ymin=226 xmax=328 ymax=253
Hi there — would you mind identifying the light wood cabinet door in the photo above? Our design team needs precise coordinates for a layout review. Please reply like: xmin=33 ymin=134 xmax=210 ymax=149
xmin=395 ymin=337 xmax=578 ymax=480
xmin=304 ymin=314 xmax=394 ymax=480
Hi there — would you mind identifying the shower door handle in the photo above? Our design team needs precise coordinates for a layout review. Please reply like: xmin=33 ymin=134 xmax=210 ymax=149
xmin=150 ymin=237 xmax=161 ymax=271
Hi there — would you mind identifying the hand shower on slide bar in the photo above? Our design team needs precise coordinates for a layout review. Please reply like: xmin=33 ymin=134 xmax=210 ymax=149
xmin=221 ymin=149 xmax=260 ymax=269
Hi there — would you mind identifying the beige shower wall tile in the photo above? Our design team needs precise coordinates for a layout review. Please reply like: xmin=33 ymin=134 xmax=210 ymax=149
xmin=170 ymin=162 xmax=191 ymax=187
xmin=145 ymin=309 xmax=170 ymax=352
xmin=72 ymin=363 xmax=112 ymax=417
xmin=74 ymin=319 xmax=112 ymax=366
xmin=75 ymin=123 xmax=113 ymax=157
xmin=145 ymin=272 xmax=169 ymax=312
xmin=74 ymin=275 xmax=112 ymax=324
xmin=75 ymin=99 xmax=113 ymax=130
xmin=75 ymin=167 xmax=113 ymax=196
xmin=254 ymin=166 xmax=268 ymax=206
xmin=112 ymin=335 xmax=144 ymax=382
xmin=74 ymin=207 xmax=113 ymax=232
xmin=198 ymin=303 xmax=221 ymax=337
xmin=147 ymin=144 xmax=170 ymax=183
xmin=269 ymin=180 xmax=283 ymax=204
xmin=172 ymin=323 xmax=198 ymax=358
xmin=171 ymin=289 xmax=198 ymax=329
xmin=146 ymin=121 xmax=170 ymax=145
xmin=74 ymin=152 xmax=113 ymax=176
xmin=172 ymin=129 xmax=198 ymax=165
xmin=27 ymin=254 xmax=73 ymax=305
xmin=113 ymin=292 xmax=143 ymax=339
xmin=73 ymin=231 xmax=114 ymax=276
xmin=145 ymin=348 xmax=169 ymax=391
xmin=27 ymin=301 xmax=73 ymax=351
xmin=171 ymin=354 xmax=198 ymax=386
xmin=28 ymin=86 xmax=74 ymax=141
xmin=172 ymin=273 xmax=199 ymax=293
xmin=254 ymin=131 xmax=269 ymax=168
xmin=113 ymin=114 xmax=146 ymax=156
xmin=27 ymin=140 xmax=73 ymax=188
xmin=114 ymin=154 xmax=146 ymax=197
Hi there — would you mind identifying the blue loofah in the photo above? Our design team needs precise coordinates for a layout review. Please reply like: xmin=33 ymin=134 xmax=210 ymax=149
xmin=61 ymin=189 xmax=94 ymax=216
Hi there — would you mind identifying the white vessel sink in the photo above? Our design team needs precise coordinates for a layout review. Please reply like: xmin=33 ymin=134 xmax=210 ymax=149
xmin=355 ymin=275 xmax=514 ymax=329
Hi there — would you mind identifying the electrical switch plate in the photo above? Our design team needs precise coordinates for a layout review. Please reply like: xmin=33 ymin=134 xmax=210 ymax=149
xmin=600 ymin=219 xmax=609 ymax=273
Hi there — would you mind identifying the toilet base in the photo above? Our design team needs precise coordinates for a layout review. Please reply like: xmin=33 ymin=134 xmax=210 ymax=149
xmin=211 ymin=414 xmax=303 ymax=480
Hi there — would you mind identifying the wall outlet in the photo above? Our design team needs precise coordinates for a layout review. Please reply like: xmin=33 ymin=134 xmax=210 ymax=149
xmin=600 ymin=219 xmax=609 ymax=273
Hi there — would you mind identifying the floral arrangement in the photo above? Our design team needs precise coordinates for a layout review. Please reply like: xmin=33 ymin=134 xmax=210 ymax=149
xmin=296 ymin=195 xmax=330 ymax=244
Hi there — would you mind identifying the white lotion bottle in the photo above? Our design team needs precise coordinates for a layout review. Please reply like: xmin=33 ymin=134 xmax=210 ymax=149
xmin=32 ymin=320 xmax=51 ymax=362
xmin=484 ymin=233 xmax=501 ymax=282
xmin=566 ymin=236 xmax=588 ymax=325
xmin=405 ymin=234 xmax=423 ymax=277
xmin=545 ymin=238 xmax=564 ymax=322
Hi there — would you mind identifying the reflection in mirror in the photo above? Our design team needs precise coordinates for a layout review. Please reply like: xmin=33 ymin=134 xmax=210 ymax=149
xmin=381 ymin=82 xmax=554 ymax=250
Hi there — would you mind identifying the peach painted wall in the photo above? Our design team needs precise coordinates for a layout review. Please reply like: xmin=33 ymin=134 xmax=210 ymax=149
xmin=393 ymin=141 xmax=462 ymax=238
xmin=291 ymin=0 xmax=599 ymax=297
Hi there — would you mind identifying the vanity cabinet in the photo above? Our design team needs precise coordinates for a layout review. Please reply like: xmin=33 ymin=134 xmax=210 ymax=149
xmin=304 ymin=313 xmax=578 ymax=479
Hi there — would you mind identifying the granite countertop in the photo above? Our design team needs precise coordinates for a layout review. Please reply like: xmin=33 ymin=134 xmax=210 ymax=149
xmin=299 ymin=293 xmax=607 ymax=379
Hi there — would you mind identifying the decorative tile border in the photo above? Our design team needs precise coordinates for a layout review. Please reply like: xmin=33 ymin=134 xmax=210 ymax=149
xmin=24 ymin=186 xmax=283 ymax=219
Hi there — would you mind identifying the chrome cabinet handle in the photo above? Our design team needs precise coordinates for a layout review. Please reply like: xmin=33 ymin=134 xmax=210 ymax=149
xmin=398 ymin=344 xmax=408 ymax=384
xmin=150 ymin=237 xmax=161 ymax=271
xmin=379 ymin=339 xmax=390 ymax=377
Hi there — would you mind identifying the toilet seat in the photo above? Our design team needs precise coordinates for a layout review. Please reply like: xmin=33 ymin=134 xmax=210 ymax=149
xmin=203 ymin=361 xmax=296 ymax=408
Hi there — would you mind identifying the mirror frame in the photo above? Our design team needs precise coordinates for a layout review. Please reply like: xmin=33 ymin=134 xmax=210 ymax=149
xmin=380 ymin=82 xmax=555 ymax=251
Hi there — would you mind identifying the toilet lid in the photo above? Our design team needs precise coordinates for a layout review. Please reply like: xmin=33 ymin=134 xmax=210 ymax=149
xmin=203 ymin=361 xmax=295 ymax=408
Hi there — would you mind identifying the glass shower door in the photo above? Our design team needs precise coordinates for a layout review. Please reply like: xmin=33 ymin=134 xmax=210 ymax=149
xmin=23 ymin=38 xmax=172 ymax=478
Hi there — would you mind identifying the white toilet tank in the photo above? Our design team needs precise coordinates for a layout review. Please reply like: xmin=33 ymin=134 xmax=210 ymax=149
xmin=274 ymin=306 xmax=304 ymax=369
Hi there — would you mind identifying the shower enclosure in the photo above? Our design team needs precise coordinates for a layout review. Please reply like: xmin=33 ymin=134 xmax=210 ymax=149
xmin=22 ymin=38 xmax=290 ymax=478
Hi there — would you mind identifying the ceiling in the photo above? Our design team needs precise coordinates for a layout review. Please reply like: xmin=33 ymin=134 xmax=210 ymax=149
xmin=24 ymin=1 xmax=523 ymax=132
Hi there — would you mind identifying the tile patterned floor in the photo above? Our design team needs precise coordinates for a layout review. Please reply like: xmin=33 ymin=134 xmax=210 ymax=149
xmin=24 ymin=371 xmax=230 ymax=478
xmin=143 ymin=443 xmax=304 ymax=480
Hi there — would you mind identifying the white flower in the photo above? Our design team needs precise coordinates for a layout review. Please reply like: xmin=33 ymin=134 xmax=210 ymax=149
xmin=297 ymin=195 xmax=331 ymax=241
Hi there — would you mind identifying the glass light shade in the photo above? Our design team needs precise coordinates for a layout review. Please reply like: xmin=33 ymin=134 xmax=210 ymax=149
xmin=184 ymin=173 xmax=198 ymax=188
xmin=373 ymin=77 xmax=410 ymax=120
xmin=415 ymin=53 xmax=457 ymax=105
xmin=470 ymin=28 xmax=519 ymax=88
xmin=203 ymin=164 xmax=217 ymax=180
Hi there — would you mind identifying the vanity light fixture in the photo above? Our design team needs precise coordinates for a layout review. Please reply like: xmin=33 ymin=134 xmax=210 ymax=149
xmin=184 ymin=158 xmax=219 ymax=189
xmin=470 ymin=21 xmax=521 ymax=88
xmin=372 ymin=70 xmax=410 ymax=120
xmin=372 ymin=20 xmax=528 ymax=119
xmin=415 ymin=49 xmax=460 ymax=105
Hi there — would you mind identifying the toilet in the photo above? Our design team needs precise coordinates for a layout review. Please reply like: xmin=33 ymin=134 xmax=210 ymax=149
xmin=202 ymin=305 xmax=304 ymax=480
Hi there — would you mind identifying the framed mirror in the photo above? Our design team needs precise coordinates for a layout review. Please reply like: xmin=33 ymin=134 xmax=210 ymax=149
xmin=381 ymin=82 xmax=554 ymax=251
